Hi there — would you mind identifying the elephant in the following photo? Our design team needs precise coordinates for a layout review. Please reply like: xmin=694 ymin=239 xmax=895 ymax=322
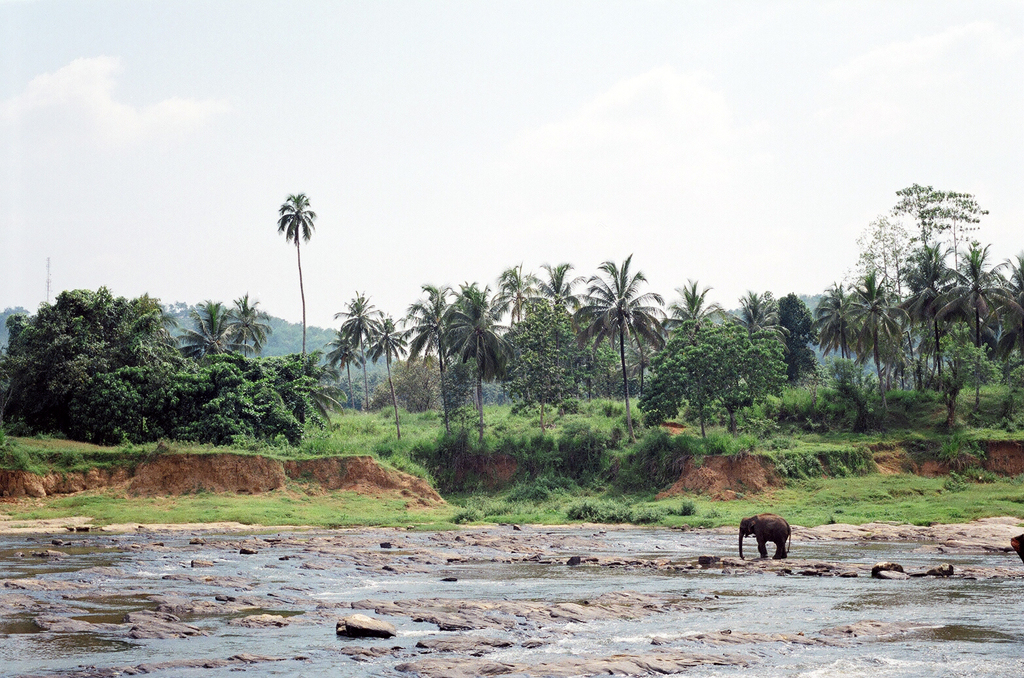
xmin=739 ymin=513 xmax=791 ymax=560
xmin=1012 ymin=534 xmax=1024 ymax=565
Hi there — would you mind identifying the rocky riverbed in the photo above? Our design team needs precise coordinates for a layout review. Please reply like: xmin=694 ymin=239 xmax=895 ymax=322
xmin=2 ymin=520 xmax=1024 ymax=677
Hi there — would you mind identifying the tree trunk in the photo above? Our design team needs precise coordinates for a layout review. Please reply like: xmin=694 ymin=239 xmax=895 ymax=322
xmin=699 ymin=409 xmax=706 ymax=438
xmin=296 ymin=239 xmax=306 ymax=356
xmin=360 ymin=337 xmax=370 ymax=412
xmin=934 ymin=316 xmax=942 ymax=381
xmin=476 ymin=372 xmax=484 ymax=444
xmin=387 ymin=357 xmax=401 ymax=439
xmin=539 ymin=399 xmax=545 ymax=432
xmin=619 ymin=328 xmax=635 ymax=442
xmin=346 ymin=364 xmax=355 ymax=410
xmin=728 ymin=408 xmax=737 ymax=436
xmin=874 ymin=328 xmax=887 ymax=410
xmin=439 ymin=359 xmax=450 ymax=434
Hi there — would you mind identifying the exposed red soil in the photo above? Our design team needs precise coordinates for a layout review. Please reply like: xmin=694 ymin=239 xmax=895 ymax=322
xmin=0 ymin=454 xmax=444 ymax=506
xmin=661 ymin=423 xmax=687 ymax=435
xmin=450 ymin=454 xmax=518 ymax=490
xmin=984 ymin=441 xmax=1024 ymax=475
xmin=656 ymin=455 xmax=784 ymax=501
xmin=869 ymin=444 xmax=919 ymax=475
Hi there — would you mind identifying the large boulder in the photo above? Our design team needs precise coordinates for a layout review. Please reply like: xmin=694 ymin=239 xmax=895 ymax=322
xmin=337 ymin=613 xmax=397 ymax=638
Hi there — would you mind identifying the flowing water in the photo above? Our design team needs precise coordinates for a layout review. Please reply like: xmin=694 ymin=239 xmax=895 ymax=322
xmin=1 ymin=527 xmax=1022 ymax=677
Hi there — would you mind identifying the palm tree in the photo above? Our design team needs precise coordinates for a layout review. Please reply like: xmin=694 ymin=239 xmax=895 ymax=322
xmin=848 ymin=271 xmax=908 ymax=410
xmin=903 ymin=244 xmax=953 ymax=380
xmin=325 ymin=330 xmax=362 ymax=410
xmin=939 ymin=243 xmax=1006 ymax=349
xmin=368 ymin=316 xmax=408 ymax=439
xmin=228 ymin=294 xmax=272 ymax=355
xmin=813 ymin=283 xmax=853 ymax=359
xmin=299 ymin=350 xmax=345 ymax=422
xmin=446 ymin=283 xmax=511 ymax=443
xmin=538 ymin=263 xmax=585 ymax=312
xmin=496 ymin=264 xmax=540 ymax=326
xmin=996 ymin=252 xmax=1024 ymax=361
xmin=406 ymin=284 xmax=453 ymax=433
xmin=179 ymin=301 xmax=247 ymax=359
xmin=733 ymin=291 xmax=787 ymax=344
xmin=335 ymin=293 xmax=381 ymax=412
xmin=277 ymin=193 xmax=316 ymax=355
xmin=665 ymin=280 xmax=724 ymax=334
xmin=575 ymin=255 xmax=664 ymax=442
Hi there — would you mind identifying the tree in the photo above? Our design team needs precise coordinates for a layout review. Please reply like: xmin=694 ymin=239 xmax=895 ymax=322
xmin=446 ymin=283 xmax=511 ymax=443
xmin=855 ymin=216 xmax=911 ymax=298
xmin=778 ymin=293 xmax=817 ymax=383
xmin=576 ymin=255 xmax=664 ymax=442
xmin=335 ymin=293 xmax=381 ymax=411
xmin=406 ymin=284 xmax=453 ymax=432
xmin=228 ymin=294 xmax=272 ymax=355
xmin=813 ymin=283 xmax=853 ymax=359
xmin=496 ymin=264 xmax=540 ymax=326
xmin=939 ymin=243 xmax=1006 ymax=349
xmin=891 ymin=184 xmax=987 ymax=270
xmin=277 ymin=193 xmax=316 ymax=355
xmin=665 ymin=280 xmax=724 ymax=334
xmin=848 ymin=271 xmax=908 ymax=410
xmin=368 ymin=316 xmax=408 ymax=439
xmin=938 ymin=325 xmax=998 ymax=428
xmin=325 ymin=330 xmax=361 ymax=410
xmin=179 ymin=301 xmax=247 ymax=359
xmin=507 ymin=300 xmax=575 ymax=431
xmin=903 ymin=244 xmax=954 ymax=381
xmin=996 ymin=252 xmax=1024 ymax=362
xmin=733 ymin=291 xmax=786 ymax=344
xmin=538 ymin=263 xmax=585 ymax=313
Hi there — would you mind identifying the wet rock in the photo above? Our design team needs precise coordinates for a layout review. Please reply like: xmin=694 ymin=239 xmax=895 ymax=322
xmin=240 ymin=547 xmax=259 ymax=555
xmin=189 ymin=537 xmax=206 ymax=545
xmin=191 ymin=559 xmax=214 ymax=567
xmin=394 ymin=650 xmax=746 ymax=677
xmin=337 ymin=613 xmax=397 ymax=638
xmin=686 ymin=630 xmax=842 ymax=646
xmin=229 ymin=613 xmax=292 ymax=628
xmin=875 ymin=569 xmax=911 ymax=580
xmin=380 ymin=542 xmax=392 ymax=549
xmin=927 ymin=563 xmax=954 ymax=577
xmin=871 ymin=562 xmax=904 ymax=578
xmin=125 ymin=610 xmax=207 ymax=639
xmin=415 ymin=636 xmax=514 ymax=653
xmin=698 ymin=555 xmax=721 ymax=566
xmin=3 ymin=578 xmax=90 ymax=591
xmin=31 ymin=549 xmax=65 ymax=558
xmin=33 ymin=615 xmax=109 ymax=633
xmin=339 ymin=646 xmax=403 ymax=661
xmin=820 ymin=619 xmax=929 ymax=638
xmin=567 ymin=556 xmax=582 ymax=566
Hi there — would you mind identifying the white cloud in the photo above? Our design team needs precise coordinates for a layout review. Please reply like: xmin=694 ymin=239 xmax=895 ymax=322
xmin=820 ymin=22 xmax=1023 ymax=140
xmin=1 ymin=56 xmax=229 ymax=148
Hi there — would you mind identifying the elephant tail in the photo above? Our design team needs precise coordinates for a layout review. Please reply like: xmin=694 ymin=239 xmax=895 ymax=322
xmin=787 ymin=526 xmax=792 ymax=556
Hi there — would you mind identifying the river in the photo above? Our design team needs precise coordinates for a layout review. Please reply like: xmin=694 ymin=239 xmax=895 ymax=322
xmin=1 ymin=525 xmax=1022 ymax=677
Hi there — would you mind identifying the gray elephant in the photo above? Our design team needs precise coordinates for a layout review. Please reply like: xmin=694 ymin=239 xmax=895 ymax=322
xmin=739 ymin=513 xmax=791 ymax=559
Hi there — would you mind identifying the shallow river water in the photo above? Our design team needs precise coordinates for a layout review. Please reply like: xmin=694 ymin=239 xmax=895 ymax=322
xmin=1 ymin=526 xmax=1023 ymax=677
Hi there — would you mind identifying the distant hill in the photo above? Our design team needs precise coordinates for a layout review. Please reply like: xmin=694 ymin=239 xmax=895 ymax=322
xmin=164 ymin=302 xmax=339 ymax=357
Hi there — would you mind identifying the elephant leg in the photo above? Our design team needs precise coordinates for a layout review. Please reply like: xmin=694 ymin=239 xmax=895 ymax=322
xmin=757 ymin=537 xmax=768 ymax=558
xmin=772 ymin=540 xmax=787 ymax=559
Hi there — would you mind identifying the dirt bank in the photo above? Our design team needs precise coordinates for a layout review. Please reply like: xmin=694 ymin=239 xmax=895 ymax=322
xmin=0 ymin=453 xmax=443 ymax=505
xmin=656 ymin=455 xmax=783 ymax=500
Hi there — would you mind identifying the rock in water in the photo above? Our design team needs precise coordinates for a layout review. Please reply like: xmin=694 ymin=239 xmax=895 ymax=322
xmin=871 ymin=562 xmax=904 ymax=578
xmin=337 ymin=613 xmax=397 ymax=638
xmin=926 ymin=563 xmax=954 ymax=577
xmin=567 ymin=556 xmax=582 ymax=566
xmin=239 ymin=547 xmax=258 ymax=555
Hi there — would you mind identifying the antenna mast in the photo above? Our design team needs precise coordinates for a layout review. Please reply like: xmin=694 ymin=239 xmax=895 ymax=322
xmin=46 ymin=258 xmax=51 ymax=303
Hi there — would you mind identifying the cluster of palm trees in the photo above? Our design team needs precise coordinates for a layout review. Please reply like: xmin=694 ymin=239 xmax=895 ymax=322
xmin=177 ymin=294 xmax=273 ymax=359
xmin=813 ymin=243 xmax=1024 ymax=409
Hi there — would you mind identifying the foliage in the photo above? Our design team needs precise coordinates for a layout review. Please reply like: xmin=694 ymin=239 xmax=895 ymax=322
xmin=506 ymin=301 xmax=577 ymax=431
xmin=938 ymin=325 xmax=999 ymax=428
xmin=778 ymin=293 xmax=818 ymax=383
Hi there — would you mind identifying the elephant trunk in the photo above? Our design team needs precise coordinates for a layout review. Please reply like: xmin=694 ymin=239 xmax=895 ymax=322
xmin=738 ymin=532 xmax=744 ymax=560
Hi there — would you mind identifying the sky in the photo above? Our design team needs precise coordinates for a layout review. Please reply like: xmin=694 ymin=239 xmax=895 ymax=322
xmin=2 ymin=1 xmax=1022 ymax=329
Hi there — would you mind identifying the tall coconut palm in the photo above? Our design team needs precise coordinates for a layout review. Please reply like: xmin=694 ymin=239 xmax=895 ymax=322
xmin=538 ymin=263 xmax=585 ymax=313
xmin=446 ymin=283 xmax=511 ymax=443
xmin=996 ymin=252 xmax=1024 ymax=361
xmin=325 ymin=330 xmax=362 ymax=410
xmin=277 ymin=193 xmax=316 ymax=355
xmin=179 ymin=301 xmax=247 ymax=359
xmin=406 ymin=284 xmax=453 ymax=433
xmin=665 ymin=280 xmax=724 ymax=334
xmin=903 ymin=244 xmax=953 ymax=380
xmin=575 ymin=255 xmax=664 ymax=442
xmin=733 ymin=291 xmax=787 ymax=344
xmin=335 ymin=293 xmax=381 ymax=412
xmin=813 ymin=283 xmax=853 ymax=359
xmin=496 ymin=264 xmax=540 ymax=327
xmin=939 ymin=243 xmax=1006 ymax=348
xmin=849 ymin=271 xmax=909 ymax=410
xmin=368 ymin=316 xmax=408 ymax=439
xmin=228 ymin=294 xmax=272 ymax=355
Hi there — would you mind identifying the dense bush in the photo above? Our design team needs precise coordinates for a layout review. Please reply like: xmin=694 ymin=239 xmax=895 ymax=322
xmin=564 ymin=498 xmax=665 ymax=524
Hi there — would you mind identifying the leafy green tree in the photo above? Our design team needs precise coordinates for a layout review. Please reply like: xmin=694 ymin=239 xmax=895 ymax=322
xmin=814 ymin=283 xmax=853 ymax=359
xmin=855 ymin=216 xmax=911 ymax=298
xmin=325 ymin=330 xmax=361 ymax=409
xmin=996 ymin=252 xmax=1024 ymax=362
xmin=496 ymin=264 xmax=540 ymax=327
xmin=406 ymin=284 xmax=453 ymax=432
xmin=576 ymin=255 xmax=664 ymax=442
xmin=446 ymin=283 xmax=511 ymax=443
xmin=938 ymin=325 xmax=998 ymax=428
xmin=228 ymin=294 xmax=273 ymax=354
xmin=179 ymin=301 xmax=247 ymax=359
xmin=892 ymin=184 xmax=987 ymax=270
xmin=939 ymin=243 xmax=1006 ymax=349
xmin=335 ymin=293 xmax=382 ymax=411
xmin=665 ymin=280 xmax=724 ymax=334
xmin=849 ymin=271 xmax=908 ymax=410
xmin=733 ymin=291 xmax=786 ymax=344
xmin=904 ymin=244 xmax=954 ymax=381
xmin=368 ymin=316 xmax=408 ymax=439
xmin=277 ymin=193 xmax=317 ymax=355
xmin=507 ymin=301 xmax=575 ymax=431
xmin=369 ymin=359 xmax=440 ymax=413
xmin=778 ymin=293 xmax=818 ymax=383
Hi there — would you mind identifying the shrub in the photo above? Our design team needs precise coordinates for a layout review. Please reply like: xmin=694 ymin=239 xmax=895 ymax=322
xmin=666 ymin=499 xmax=697 ymax=516
xmin=944 ymin=473 xmax=968 ymax=493
xmin=451 ymin=507 xmax=483 ymax=524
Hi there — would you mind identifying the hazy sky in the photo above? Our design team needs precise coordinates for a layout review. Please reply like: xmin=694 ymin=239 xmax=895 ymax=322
xmin=2 ymin=1 xmax=1022 ymax=329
